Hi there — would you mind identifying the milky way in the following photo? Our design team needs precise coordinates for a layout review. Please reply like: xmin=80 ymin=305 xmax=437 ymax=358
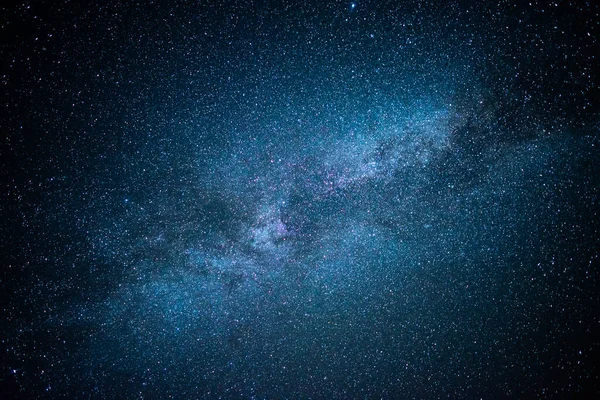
xmin=2 ymin=1 xmax=599 ymax=398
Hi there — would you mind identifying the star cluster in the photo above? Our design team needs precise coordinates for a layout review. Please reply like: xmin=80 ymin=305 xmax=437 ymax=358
xmin=1 ymin=1 xmax=599 ymax=398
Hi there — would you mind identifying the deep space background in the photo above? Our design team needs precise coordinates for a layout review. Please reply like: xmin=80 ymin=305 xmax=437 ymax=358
xmin=1 ymin=0 xmax=599 ymax=398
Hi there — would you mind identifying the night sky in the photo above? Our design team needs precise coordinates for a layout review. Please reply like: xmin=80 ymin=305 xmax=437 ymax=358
xmin=1 ymin=1 xmax=599 ymax=398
